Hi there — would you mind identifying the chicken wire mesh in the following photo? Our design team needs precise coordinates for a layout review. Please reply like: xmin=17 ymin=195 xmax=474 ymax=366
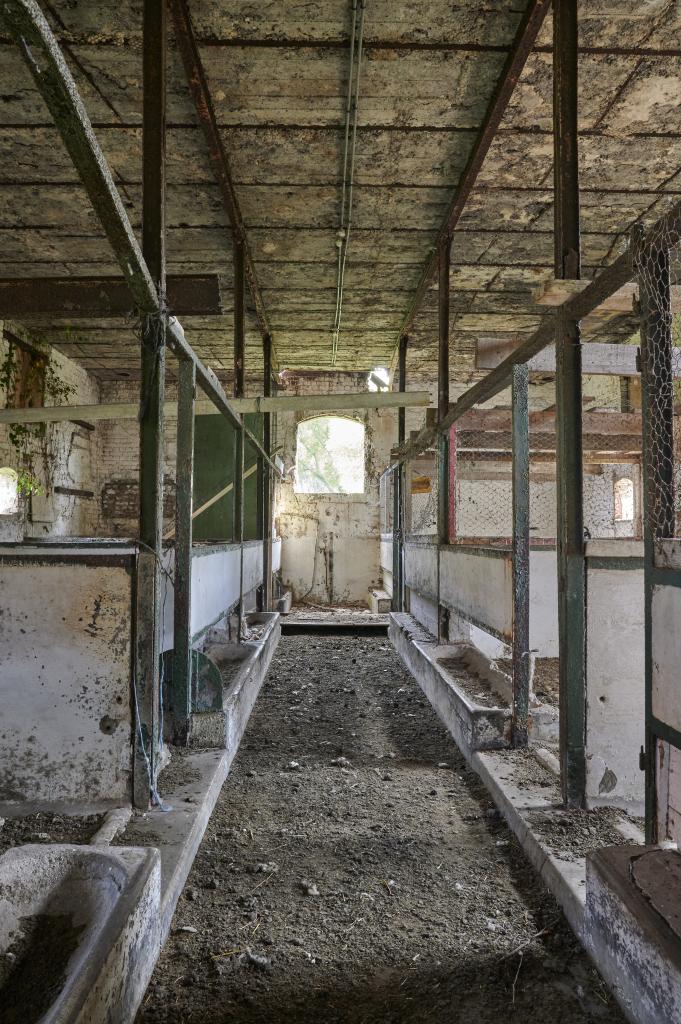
xmin=636 ymin=226 xmax=681 ymax=540
xmin=379 ymin=470 xmax=393 ymax=535
xmin=406 ymin=447 xmax=439 ymax=536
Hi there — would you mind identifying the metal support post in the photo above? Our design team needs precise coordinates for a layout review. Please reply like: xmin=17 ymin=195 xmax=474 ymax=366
xmin=234 ymin=237 xmax=246 ymax=633
xmin=554 ymin=0 xmax=586 ymax=808
xmin=512 ymin=363 xmax=530 ymax=746
xmin=135 ymin=0 xmax=167 ymax=807
xmin=393 ymin=334 xmax=408 ymax=611
xmin=437 ymin=240 xmax=451 ymax=642
xmin=261 ymin=333 xmax=273 ymax=610
xmin=171 ymin=359 xmax=196 ymax=743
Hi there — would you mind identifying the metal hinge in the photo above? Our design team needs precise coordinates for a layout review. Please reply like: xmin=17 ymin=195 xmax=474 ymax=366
xmin=639 ymin=745 xmax=647 ymax=772
xmin=636 ymin=347 xmax=642 ymax=373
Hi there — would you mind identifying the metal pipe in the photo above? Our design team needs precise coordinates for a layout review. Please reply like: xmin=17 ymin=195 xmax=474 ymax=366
xmin=332 ymin=0 xmax=366 ymax=363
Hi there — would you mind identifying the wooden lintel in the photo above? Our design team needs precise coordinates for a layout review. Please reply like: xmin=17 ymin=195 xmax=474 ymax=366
xmin=0 ymin=275 xmax=223 ymax=318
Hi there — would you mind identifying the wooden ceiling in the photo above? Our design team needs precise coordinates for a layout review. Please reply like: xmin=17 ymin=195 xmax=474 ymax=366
xmin=0 ymin=1 xmax=680 ymax=387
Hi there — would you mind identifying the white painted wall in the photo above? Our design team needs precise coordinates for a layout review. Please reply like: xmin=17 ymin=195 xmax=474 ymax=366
xmin=440 ymin=547 xmax=513 ymax=642
xmin=585 ymin=554 xmax=644 ymax=813
xmin=161 ymin=541 xmax=264 ymax=650
xmin=530 ymin=549 xmax=559 ymax=657
xmin=275 ymin=374 xmax=395 ymax=605
xmin=404 ymin=539 xmax=438 ymax=602
xmin=0 ymin=550 xmax=134 ymax=809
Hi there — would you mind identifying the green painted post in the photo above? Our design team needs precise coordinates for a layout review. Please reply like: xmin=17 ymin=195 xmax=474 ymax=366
xmin=437 ymin=239 xmax=450 ymax=642
xmin=512 ymin=362 xmax=530 ymax=747
xmin=261 ymin=333 xmax=273 ymax=610
xmin=392 ymin=334 xmax=407 ymax=612
xmin=171 ymin=358 xmax=196 ymax=743
xmin=135 ymin=0 xmax=167 ymax=807
xmin=554 ymin=0 xmax=586 ymax=808
xmin=234 ymin=236 xmax=245 ymax=632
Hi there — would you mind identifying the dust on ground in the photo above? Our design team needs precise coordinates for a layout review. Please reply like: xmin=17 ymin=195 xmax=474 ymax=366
xmin=0 ymin=812 xmax=104 ymax=855
xmin=438 ymin=655 xmax=508 ymax=709
xmin=498 ymin=658 xmax=560 ymax=707
xmin=0 ymin=912 xmax=85 ymax=1023
xmin=526 ymin=807 xmax=632 ymax=863
xmin=137 ymin=636 xmax=625 ymax=1024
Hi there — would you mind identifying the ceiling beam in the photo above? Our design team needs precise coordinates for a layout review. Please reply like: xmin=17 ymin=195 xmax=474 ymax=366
xmin=0 ymin=275 xmax=223 ymax=317
xmin=169 ymin=0 xmax=272 ymax=349
xmin=0 ymin=0 xmax=277 ymax=475
xmin=0 ymin=389 xmax=432 ymax=426
xmin=394 ymin=0 xmax=552 ymax=345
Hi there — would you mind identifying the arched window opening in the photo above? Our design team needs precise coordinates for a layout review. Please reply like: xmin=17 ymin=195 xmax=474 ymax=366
xmin=295 ymin=416 xmax=365 ymax=494
xmin=0 ymin=468 xmax=19 ymax=515
xmin=614 ymin=476 xmax=635 ymax=522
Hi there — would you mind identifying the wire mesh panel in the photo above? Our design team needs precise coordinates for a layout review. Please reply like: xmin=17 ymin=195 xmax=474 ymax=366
xmin=580 ymin=372 xmax=643 ymax=540
xmin=406 ymin=447 xmax=439 ymax=536
xmin=637 ymin=227 xmax=681 ymax=540
xmin=379 ymin=470 xmax=393 ymax=535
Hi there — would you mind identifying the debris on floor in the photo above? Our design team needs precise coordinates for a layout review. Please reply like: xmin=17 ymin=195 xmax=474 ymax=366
xmin=137 ymin=636 xmax=625 ymax=1023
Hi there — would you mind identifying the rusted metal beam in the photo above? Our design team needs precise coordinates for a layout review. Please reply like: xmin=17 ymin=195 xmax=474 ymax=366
xmin=169 ymin=0 xmax=271 ymax=345
xmin=395 ymin=0 xmax=552 ymax=345
xmin=0 ymin=275 xmax=223 ymax=317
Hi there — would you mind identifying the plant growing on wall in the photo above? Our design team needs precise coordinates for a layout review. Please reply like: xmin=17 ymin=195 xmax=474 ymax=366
xmin=0 ymin=340 xmax=76 ymax=498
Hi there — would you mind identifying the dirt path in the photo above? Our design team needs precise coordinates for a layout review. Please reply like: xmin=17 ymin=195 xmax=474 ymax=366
xmin=137 ymin=636 xmax=624 ymax=1023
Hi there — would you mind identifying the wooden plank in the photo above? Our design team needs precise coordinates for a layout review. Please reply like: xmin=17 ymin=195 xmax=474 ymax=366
xmin=0 ymin=275 xmax=223 ymax=317
xmin=476 ymin=339 xmax=658 ymax=376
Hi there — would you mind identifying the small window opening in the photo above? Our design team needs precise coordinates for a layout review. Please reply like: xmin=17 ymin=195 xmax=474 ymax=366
xmin=0 ymin=468 xmax=19 ymax=515
xmin=295 ymin=416 xmax=365 ymax=494
xmin=614 ymin=476 xmax=635 ymax=522
xmin=367 ymin=366 xmax=389 ymax=392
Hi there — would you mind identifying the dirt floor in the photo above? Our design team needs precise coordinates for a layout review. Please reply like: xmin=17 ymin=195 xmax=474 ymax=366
xmin=0 ymin=812 xmax=104 ymax=855
xmin=137 ymin=636 xmax=625 ymax=1024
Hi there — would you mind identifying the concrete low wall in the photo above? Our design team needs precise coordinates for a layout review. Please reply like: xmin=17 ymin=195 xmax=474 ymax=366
xmin=440 ymin=546 xmax=512 ymax=642
xmin=161 ymin=541 xmax=264 ymax=650
xmin=585 ymin=545 xmax=645 ymax=814
xmin=0 ymin=545 xmax=135 ymax=810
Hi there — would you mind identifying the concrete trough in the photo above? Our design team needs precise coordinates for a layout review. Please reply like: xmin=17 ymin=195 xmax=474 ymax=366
xmin=586 ymin=845 xmax=681 ymax=1024
xmin=0 ymin=843 xmax=160 ymax=1024
xmin=190 ymin=611 xmax=280 ymax=750
xmin=389 ymin=612 xmax=512 ymax=759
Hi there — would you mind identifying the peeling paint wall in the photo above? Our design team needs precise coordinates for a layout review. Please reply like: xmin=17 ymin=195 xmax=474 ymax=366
xmin=0 ymin=327 xmax=100 ymax=541
xmin=275 ymin=373 xmax=395 ymax=605
xmin=0 ymin=551 xmax=134 ymax=809
xmin=585 ymin=553 xmax=644 ymax=813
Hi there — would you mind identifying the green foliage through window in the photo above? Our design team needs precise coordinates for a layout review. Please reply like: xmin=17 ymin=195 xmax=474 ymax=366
xmin=295 ymin=416 xmax=364 ymax=494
